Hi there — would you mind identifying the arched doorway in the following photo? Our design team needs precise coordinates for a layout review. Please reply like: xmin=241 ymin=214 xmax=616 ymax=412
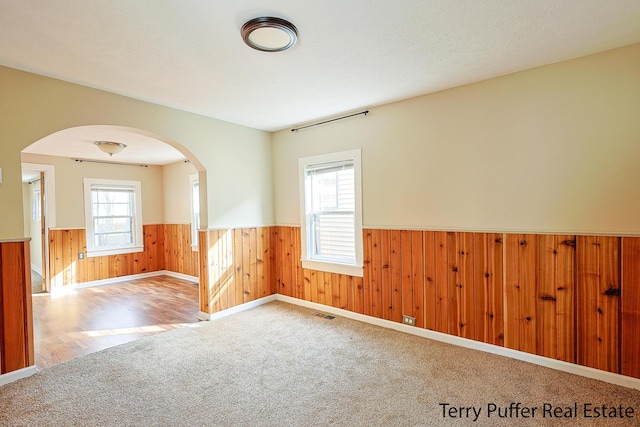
xmin=21 ymin=125 xmax=208 ymax=368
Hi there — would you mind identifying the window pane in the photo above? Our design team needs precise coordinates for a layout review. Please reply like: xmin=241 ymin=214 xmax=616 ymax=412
xmin=93 ymin=202 xmax=132 ymax=216
xmin=95 ymin=232 xmax=133 ymax=248
xmin=310 ymin=167 xmax=354 ymax=213
xmin=94 ymin=217 xmax=132 ymax=234
xmin=313 ymin=212 xmax=355 ymax=261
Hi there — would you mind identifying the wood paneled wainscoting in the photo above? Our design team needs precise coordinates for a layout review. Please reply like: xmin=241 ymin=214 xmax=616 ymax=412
xmin=272 ymin=226 xmax=640 ymax=381
xmin=0 ymin=240 xmax=35 ymax=375
xmin=198 ymin=228 xmax=273 ymax=315
xmin=48 ymin=224 xmax=198 ymax=287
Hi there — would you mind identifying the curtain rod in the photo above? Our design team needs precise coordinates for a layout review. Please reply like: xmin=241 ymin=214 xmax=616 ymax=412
xmin=73 ymin=159 xmax=149 ymax=168
xmin=291 ymin=110 xmax=369 ymax=132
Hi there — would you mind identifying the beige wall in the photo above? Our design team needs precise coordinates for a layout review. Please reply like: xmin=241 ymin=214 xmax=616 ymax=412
xmin=21 ymin=154 xmax=164 ymax=227
xmin=0 ymin=66 xmax=273 ymax=239
xmin=163 ymin=160 xmax=198 ymax=224
xmin=272 ymin=43 xmax=640 ymax=235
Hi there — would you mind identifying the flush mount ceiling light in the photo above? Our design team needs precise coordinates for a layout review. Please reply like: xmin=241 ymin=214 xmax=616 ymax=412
xmin=94 ymin=141 xmax=127 ymax=156
xmin=241 ymin=17 xmax=298 ymax=52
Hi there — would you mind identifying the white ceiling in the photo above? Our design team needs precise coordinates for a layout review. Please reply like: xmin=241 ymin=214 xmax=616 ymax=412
xmin=3 ymin=1 xmax=640 ymax=162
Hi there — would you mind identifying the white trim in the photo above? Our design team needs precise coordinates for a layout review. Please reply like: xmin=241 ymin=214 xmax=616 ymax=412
xmin=189 ymin=174 xmax=200 ymax=248
xmin=203 ymin=295 xmax=277 ymax=321
xmin=21 ymin=163 xmax=56 ymax=228
xmin=0 ymin=366 xmax=38 ymax=386
xmin=301 ymin=259 xmax=363 ymax=277
xmin=50 ymin=270 xmax=198 ymax=294
xmin=83 ymin=178 xmax=143 ymax=257
xmin=0 ymin=237 xmax=31 ymax=243
xmin=162 ymin=271 xmax=199 ymax=282
xmin=31 ymin=263 xmax=42 ymax=276
xmin=299 ymin=149 xmax=363 ymax=277
xmin=275 ymin=295 xmax=640 ymax=391
xmin=85 ymin=246 xmax=144 ymax=258
xmin=273 ymin=224 xmax=640 ymax=239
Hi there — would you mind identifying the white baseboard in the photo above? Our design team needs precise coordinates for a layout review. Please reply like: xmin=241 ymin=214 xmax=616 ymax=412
xmin=161 ymin=271 xmax=199 ymax=283
xmin=0 ymin=366 xmax=38 ymax=386
xmin=197 ymin=311 xmax=211 ymax=321
xmin=275 ymin=295 xmax=640 ymax=392
xmin=31 ymin=263 xmax=42 ymax=276
xmin=51 ymin=270 xmax=199 ymax=294
xmin=200 ymin=295 xmax=277 ymax=322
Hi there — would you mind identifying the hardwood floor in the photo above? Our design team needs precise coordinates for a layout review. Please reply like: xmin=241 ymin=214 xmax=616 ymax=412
xmin=31 ymin=275 xmax=200 ymax=369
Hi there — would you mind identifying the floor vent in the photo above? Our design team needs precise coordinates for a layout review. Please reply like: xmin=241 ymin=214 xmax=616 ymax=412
xmin=314 ymin=312 xmax=335 ymax=320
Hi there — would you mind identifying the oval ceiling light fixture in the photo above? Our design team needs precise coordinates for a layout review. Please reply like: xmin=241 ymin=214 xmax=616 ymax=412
xmin=95 ymin=141 xmax=127 ymax=156
xmin=241 ymin=17 xmax=298 ymax=52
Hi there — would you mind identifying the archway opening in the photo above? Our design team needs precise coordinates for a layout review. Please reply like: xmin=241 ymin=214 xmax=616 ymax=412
xmin=21 ymin=125 xmax=208 ymax=369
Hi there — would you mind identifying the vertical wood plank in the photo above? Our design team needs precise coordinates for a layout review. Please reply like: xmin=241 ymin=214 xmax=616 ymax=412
xmin=536 ymin=234 xmax=558 ymax=359
xmin=242 ymin=229 xmax=251 ymax=303
xmin=1 ymin=243 xmax=27 ymax=372
xmin=317 ymin=271 xmax=327 ymax=306
xmin=331 ymin=273 xmax=341 ymax=308
xmin=504 ymin=234 xmax=521 ymax=351
xmin=411 ymin=230 xmax=424 ymax=328
xmin=577 ymin=235 xmax=600 ymax=370
xmin=489 ymin=234 xmax=505 ymax=346
xmin=353 ymin=276 xmax=364 ymax=314
xmin=272 ymin=227 xmax=281 ymax=296
xmin=434 ymin=231 xmax=449 ymax=334
xmin=622 ymin=237 xmax=640 ymax=378
xmin=474 ymin=233 xmax=487 ymax=342
xmin=197 ymin=230 xmax=209 ymax=313
xmin=257 ymin=227 xmax=268 ymax=297
xmin=460 ymin=232 xmax=475 ymax=340
xmin=370 ymin=229 xmax=382 ymax=318
xmin=293 ymin=227 xmax=303 ymax=299
xmin=22 ymin=241 xmax=34 ymax=367
xmin=285 ymin=227 xmax=294 ymax=297
xmin=363 ymin=229 xmax=373 ymax=316
xmin=556 ymin=235 xmax=576 ymax=363
xmin=249 ymin=228 xmax=258 ymax=302
xmin=400 ymin=230 xmax=413 ymax=322
xmin=234 ymin=228 xmax=244 ymax=305
xmin=219 ymin=229 xmax=230 ymax=311
xmin=380 ymin=229 xmax=392 ymax=321
xmin=447 ymin=232 xmax=460 ymax=336
xmin=423 ymin=231 xmax=437 ymax=331
xmin=309 ymin=269 xmax=318 ymax=304
xmin=520 ymin=234 xmax=537 ymax=354
xmin=339 ymin=273 xmax=348 ymax=310
xmin=390 ymin=230 xmax=403 ymax=323
xmin=598 ymin=236 xmax=620 ymax=373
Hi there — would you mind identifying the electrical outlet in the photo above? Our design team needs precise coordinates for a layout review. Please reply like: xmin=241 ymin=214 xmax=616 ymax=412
xmin=78 ymin=252 xmax=84 ymax=259
xmin=402 ymin=315 xmax=415 ymax=326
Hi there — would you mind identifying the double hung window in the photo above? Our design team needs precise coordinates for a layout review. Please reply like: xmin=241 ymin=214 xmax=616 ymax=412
xmin=299 ymin=149 xmax=363 ymax=277
xmin=83 ymin=178 xmax=143 ymax=257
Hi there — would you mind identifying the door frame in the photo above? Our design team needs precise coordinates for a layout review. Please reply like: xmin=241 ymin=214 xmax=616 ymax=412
xmin=22 ymin=162 xmax=56 ymax=292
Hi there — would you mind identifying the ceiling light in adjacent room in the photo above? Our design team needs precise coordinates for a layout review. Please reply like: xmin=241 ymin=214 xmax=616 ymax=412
xmin=241 ymin=17 xmax=298 ymax=52
xmin=94 ymin=141 xmax=127 ymax=156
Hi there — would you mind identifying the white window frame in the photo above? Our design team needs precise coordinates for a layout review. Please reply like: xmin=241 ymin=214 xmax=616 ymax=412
xmin=189 ymin=173 xmax=200 ymax=250
xmin=299 ymin=149 xmax=363 ymax=277
xmin=83 ymin=178 xmax=144 ymax=258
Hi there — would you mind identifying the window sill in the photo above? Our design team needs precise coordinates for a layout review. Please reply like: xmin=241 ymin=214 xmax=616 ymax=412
xmin=86 ymin=246 xmax=144 ymax=258
xmin=301 ymin=259 xmax=363 ymax=278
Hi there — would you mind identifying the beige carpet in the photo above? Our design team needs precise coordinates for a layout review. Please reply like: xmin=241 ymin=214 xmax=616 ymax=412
xmin=1 ymin=301 xmax=639 ymax=426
